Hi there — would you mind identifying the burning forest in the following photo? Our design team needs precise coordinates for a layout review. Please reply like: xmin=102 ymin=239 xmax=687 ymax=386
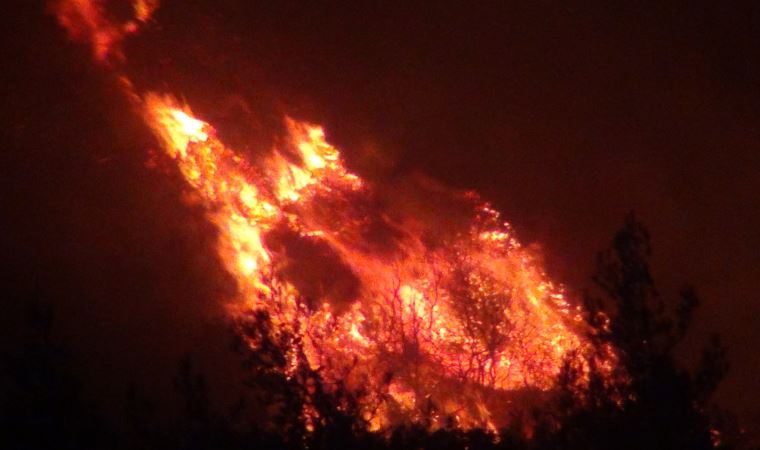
xmin=50 ymin=0 xmax=616 ymax=432
xmin=1 ymin=1 xmax=744 ymax=449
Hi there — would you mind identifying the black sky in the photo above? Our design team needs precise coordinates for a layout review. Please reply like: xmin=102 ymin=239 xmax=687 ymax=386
xmin=2 ymin=0 xmax=759 ymax=438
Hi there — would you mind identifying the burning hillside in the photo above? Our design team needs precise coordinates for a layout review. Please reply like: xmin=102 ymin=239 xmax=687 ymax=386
xmin=51 ymin=0 xmax=613 ymax=431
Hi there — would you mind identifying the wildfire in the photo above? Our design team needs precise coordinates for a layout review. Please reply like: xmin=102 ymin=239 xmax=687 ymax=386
xmin=53 ymin=0 xmax=611 ymax=431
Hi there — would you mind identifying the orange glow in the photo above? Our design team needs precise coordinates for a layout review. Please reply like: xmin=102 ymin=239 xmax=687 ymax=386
xmin=144 ymin=94 xmax=605 ymax=429
xmin=50 ymin=0 xmax=157 ymax=61
xmin=53 ymin=0 xmax=616 ymax=431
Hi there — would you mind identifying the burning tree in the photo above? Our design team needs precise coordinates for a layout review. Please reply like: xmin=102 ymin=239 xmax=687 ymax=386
xmin=50 ymin=0 xmax=609 ymax=431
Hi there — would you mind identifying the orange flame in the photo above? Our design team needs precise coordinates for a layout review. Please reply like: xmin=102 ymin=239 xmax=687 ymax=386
xmin=53 ymin=0 xmax=613 ymax=431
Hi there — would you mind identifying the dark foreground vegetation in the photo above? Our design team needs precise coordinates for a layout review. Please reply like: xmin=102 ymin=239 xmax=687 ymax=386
xmin=0 ymin=216 xmax=750 ymax=450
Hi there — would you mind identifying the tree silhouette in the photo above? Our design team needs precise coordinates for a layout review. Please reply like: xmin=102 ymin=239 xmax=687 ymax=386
xmin=0 ymin=216 xmax=745 ymax=450
xmin=549 ymin=213 xmax=736 ymax=450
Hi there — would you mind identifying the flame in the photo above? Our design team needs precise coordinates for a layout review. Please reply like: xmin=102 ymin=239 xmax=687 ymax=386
xmin=50 ymin=0 xmax=157 ymax=61
xmin=53 ymin=0 xmax=614 ymax=431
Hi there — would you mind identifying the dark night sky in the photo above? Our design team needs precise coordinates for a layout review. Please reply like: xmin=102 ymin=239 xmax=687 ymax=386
xmin=2 ymin=0 xmax=759 ymax=437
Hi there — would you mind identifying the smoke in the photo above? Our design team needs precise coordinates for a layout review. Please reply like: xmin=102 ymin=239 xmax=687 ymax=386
xmin=263 ymin=225 xmax=361 ymax=314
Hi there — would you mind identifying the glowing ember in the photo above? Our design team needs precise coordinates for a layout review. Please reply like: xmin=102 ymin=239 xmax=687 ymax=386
xmin=53 ymin=0 xmax=612 ymax=431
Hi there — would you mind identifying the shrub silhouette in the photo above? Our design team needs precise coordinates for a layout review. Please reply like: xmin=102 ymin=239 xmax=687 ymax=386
xmin=0 ymin=216 xmax=744 ymax=449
